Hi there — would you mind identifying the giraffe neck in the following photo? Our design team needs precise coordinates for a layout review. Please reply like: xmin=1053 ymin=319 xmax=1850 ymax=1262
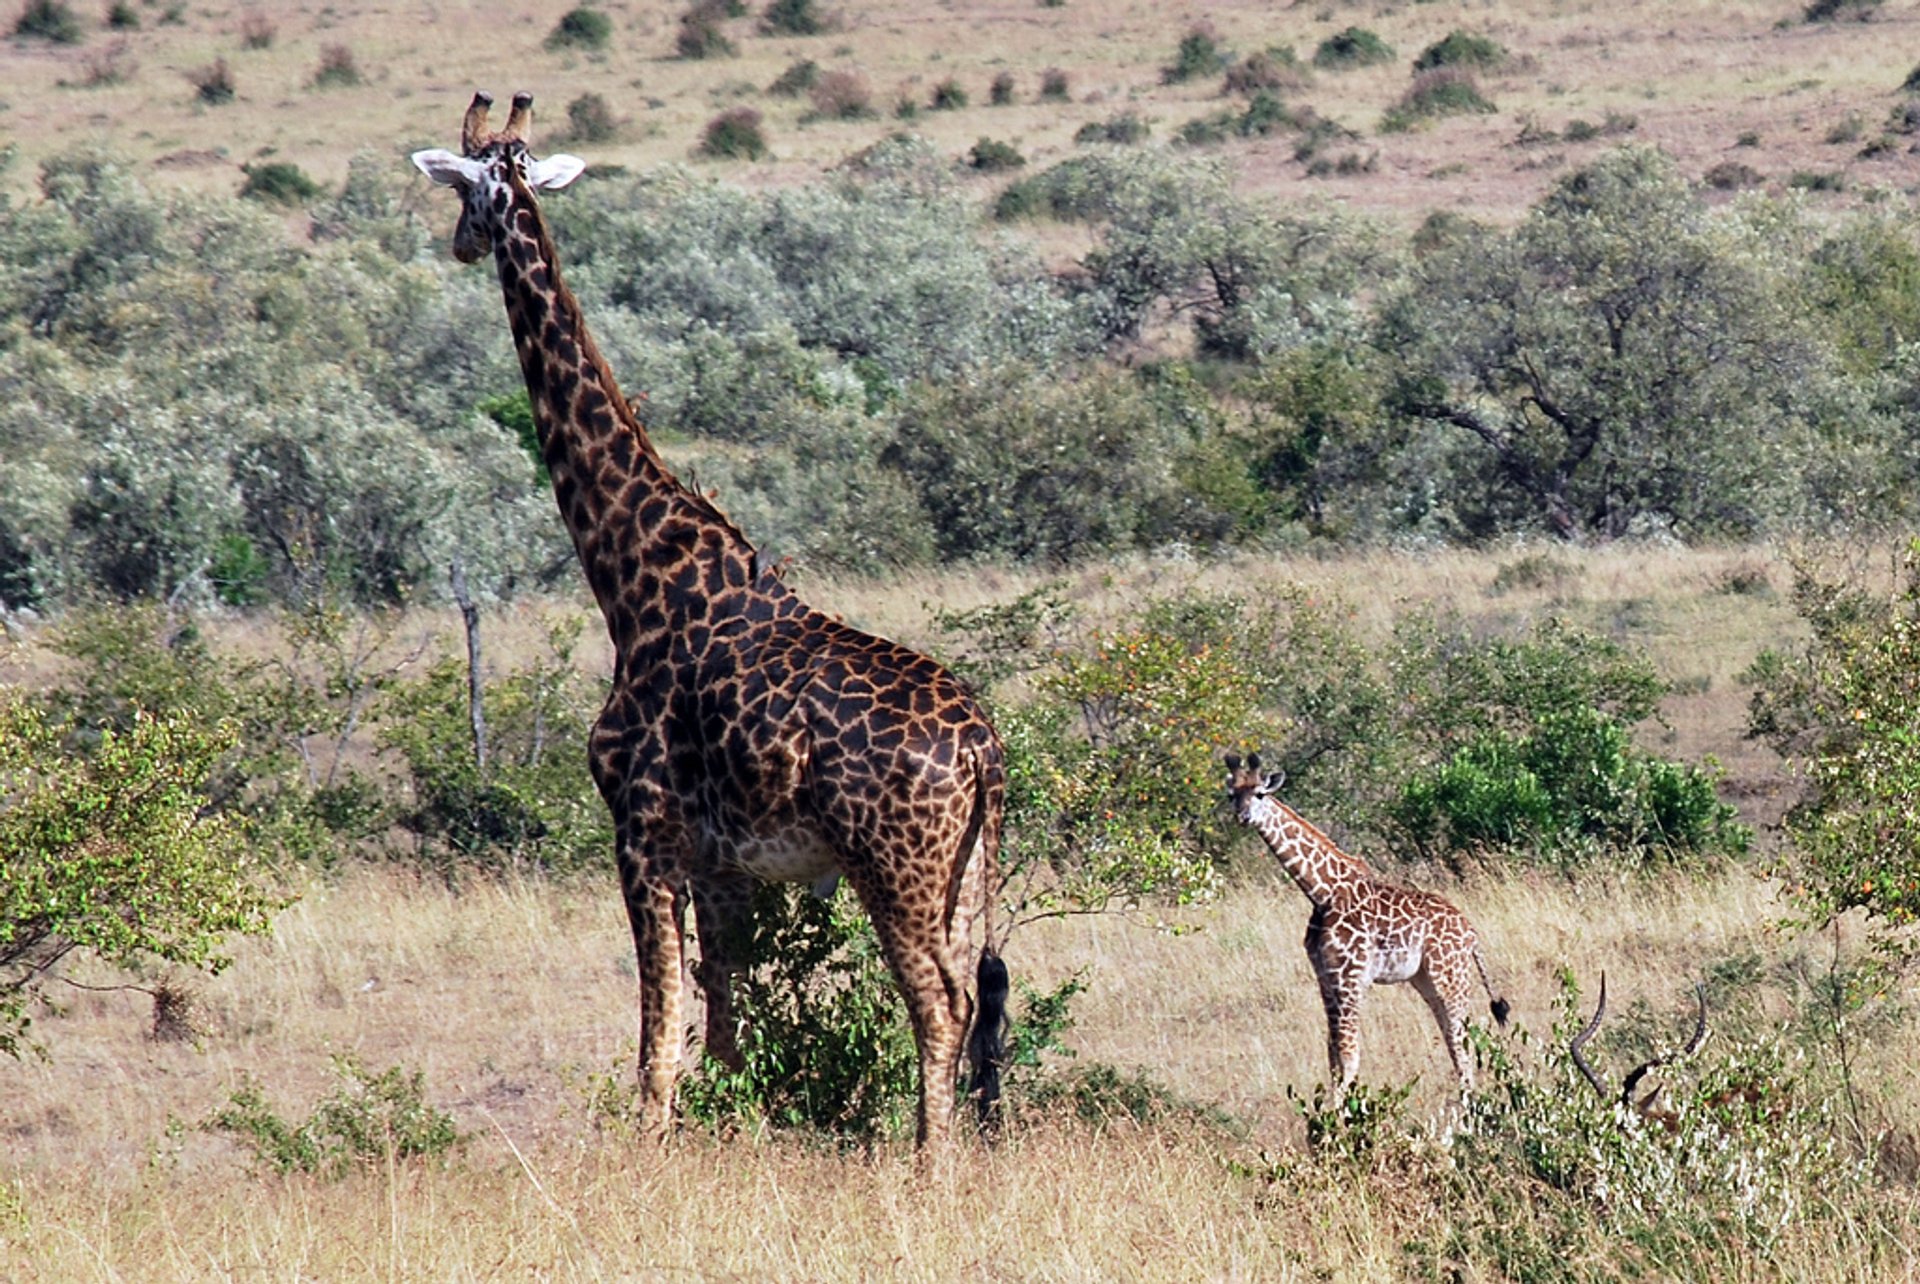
xmin=1246 ymin=796 xmax=1367 ymax=908
xmin=490 ymin=180 xmax=756 ymax=632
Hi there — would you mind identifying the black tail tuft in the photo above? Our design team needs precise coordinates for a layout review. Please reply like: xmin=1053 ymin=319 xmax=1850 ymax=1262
xmin=1491 ymin=996 xmax=1512 ymax=1028
xmin=966 ymin=948 xmax=1011 ymax=1133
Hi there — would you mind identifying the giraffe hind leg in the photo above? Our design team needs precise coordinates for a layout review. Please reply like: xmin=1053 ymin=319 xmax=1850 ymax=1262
xmin=1412 ymin=967 xmax=1473 ymax=1093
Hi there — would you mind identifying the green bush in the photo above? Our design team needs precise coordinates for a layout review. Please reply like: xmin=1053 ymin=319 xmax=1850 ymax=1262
xmin=1223 ymin=47 xmax=1307 ymax=97
xmin=239 ymin=161 xmax=321 ymax=206
xmin=189 ymin=57 xmax=235 ymax=104
xmin=560 ymin=92 xmax=618 ymax=144
xmin=676 ymin=0 xmax=735 ymax=57
xmin=805 ymin=68 xmax=872 ymax=119
xmin=375 ymin=619 xmax=612 ymax=880
xmin=310 ymin=43 xmax=361 ymax=89
xmin=929 ymin=77 xmax=967 ymax=110
xmin=768 ymin=58 xmax=818 ymax=96
xmin=104 ymin=0 xmax=135 ymax=29
xmin=207 ymin=1059 xmax=463 ymax=1177
xmin=1163 ymin=23 xmax=1226 ymax=85
xmin=1804 ymin=0 xmax=1881 ymax=20
xmin=1745 ymin=544 xmax=1920 ymax=945
xmin=1312 ymin=26 xmax=1393 ymax=70
xmin=760 ymin=0 xmax=827 ymax=36
xmin=1381 ymin=68 xmax=1496 ymax=132
xmin=700 ymin=106 xmax=767 ymax=160
xmin=12 ymin=0 xmax=81 ymax=42
xmin=677 ymin=884 xmax=917 ymax=1139
xmin=545 ymin=5 xmax=612 ymax=50
xmin=1 ymin=696 xmax=282 ymax=1058
xmin=968 ymin=136 xmax=1024 ymax=171
xmin=1412 ymin=30 xmax=1506 ymax=72
xmin=1074 ymin=112 xmax=1150 ymax=145
xmin=989 ymin=70 xmax=1015 ymax=105
xmin=1038 ymin=67 xmax=1070 ymax=101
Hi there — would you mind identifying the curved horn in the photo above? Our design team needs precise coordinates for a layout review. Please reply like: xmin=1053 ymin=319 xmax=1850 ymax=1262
xmin=461 ymin=91 xmax=495 ymax=154
xmin=1621 ymin=983 xmax=1709 ymax=1107
xmin=1569 ymin=972 xmax=1610 ymax=1101
xmin=502 ymin=91 xmax=534 ymax=144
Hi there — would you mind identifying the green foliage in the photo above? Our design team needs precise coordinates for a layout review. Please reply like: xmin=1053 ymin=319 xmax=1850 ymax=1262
xmin=207 ymin=1059 xmax=463 ymax=1177
xmin=375 ymin=617 xmax=611 ymax=880
xmin=1163 ymin=23 xmax=1226 ymax=85
xmin=545 ymin=5 xmax=611 ymax=51
xmin=1312 ymin=26 xmax=1393 ymax=70
xmin=238 ymin=161 xmax=321 ymax=206
xmin=967 ymin=136 xmax=1024 ymax=172
xmin=104 ymin=0 xmax=135 ymax=29
xmin=989 ymin=70 xmax=1015 ymax=105
xmin=1804 ymin=0 xmax=1882 ymax=20
xmin=767 ymin=58 xmax=818 ymax=97
xmin=676 ymin=0 xmax=737 ymax=58
xmin=1177 ymin=92 xmax=1304 ymax=147
xmin=0 ymin=696 xmax=281 ymax=1058
xmin=1412 ymin=30 xmax=1506 ymax=72
xmin=886 ymin=364 xmax=1248 ymax=564
xmin=760 ymin=0 xmax=826 ymax=36
xmin=928 ymin=77 xmax=967 ymax=111
xmin=1223 ymin=47 xmax=1307 ymax=97
xmin=677 ymin=885 xmax=917 ymax=1139
xmin=1074 ymin=112 xmax=1150 ymax=146
xmin=190 ymin=58 xmax=235 ymax=104
xmin=310 ymin=43 xmax=361 ymax=89
xmin=1745 ymin=545 xmax=1920 ymax=943
xmin=700 ymin=107 xmax=768 ymax=161
xmin=1038 ymin=67 xmax=1070 ymax=101
xmin=1381 ymin=147 xmax=1864 ymax=541
xmin=1381 ymin=68 xmax=1496 ymax=132
xmin=12 ymin=0 xmax=81 ymax=42
xmin=559 ymin=92 xmax=618 ymax=144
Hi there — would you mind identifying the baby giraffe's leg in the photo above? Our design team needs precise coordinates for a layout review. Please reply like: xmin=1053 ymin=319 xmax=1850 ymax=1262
xmin=1412 ymin=965 xmax=1472 ymax=1094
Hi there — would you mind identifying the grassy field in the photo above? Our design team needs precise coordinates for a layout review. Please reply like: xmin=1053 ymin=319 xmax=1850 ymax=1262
xmin=3 ymin=0 xmax=1917 ymax=223
xmin=4 ymin=541 xmax=1919 ymax=1280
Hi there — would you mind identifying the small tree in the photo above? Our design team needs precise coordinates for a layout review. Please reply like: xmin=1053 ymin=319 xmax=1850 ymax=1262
xmin=700 ymin=106 xmax=768 ymax=160
xmin=1746 ymin=544 xmax=1920 ymax=946
xmin=545 ymin=4 xmax=611 ymax=50
xmin=1 ymin=700 xmax=282 ymax=1058
xmin=12 ymin=0 xmax=82 ymax=42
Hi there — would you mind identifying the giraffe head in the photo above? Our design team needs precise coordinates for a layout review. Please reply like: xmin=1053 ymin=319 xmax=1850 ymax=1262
xmin=1222 ymin=751 xmax=1284 ymax=825
xmin=410 ymin=91 xmax=586 ymax=264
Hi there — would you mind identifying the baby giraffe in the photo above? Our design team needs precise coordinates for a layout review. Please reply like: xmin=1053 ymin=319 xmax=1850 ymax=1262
xmin=1223 ymin=752 xmax=1509 ymax=1101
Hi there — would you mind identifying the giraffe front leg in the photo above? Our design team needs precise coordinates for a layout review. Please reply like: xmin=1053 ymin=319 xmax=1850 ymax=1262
xmin=1315 ymin=966 xmax=1363 ymax=1105
xmin=691 ymin=869 xmax=756 ymax=1073
xmin=621 ymin=854 xmax=689 ymax=1141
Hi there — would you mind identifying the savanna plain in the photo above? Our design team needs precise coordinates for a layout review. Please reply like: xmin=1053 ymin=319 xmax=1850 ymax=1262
xmin=5 ymin=0 xmax=1920 ymax=1279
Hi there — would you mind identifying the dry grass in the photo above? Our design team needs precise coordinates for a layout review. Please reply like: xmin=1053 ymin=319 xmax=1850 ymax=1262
xmin=1 ymin=0 xmax=1916 ymax=224
xmin=4 ymin=859 xmax=1914 ymax=1280
xmin=6 ymin=541 xmax=1918 ymax=1277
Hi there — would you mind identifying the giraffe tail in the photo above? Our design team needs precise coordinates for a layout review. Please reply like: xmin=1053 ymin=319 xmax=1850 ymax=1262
xmin=966 ymin=948 xmax=1010 ymax=1131
xmin=1475 ymin=944 xmax=1511 ymax=1028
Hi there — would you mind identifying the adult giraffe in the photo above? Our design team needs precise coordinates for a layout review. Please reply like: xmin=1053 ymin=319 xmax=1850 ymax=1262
xmin=1223 ymin=752 xmax=1508 ymax=1101
xmin=412 ymin=92 xmax=1008 ymax=1151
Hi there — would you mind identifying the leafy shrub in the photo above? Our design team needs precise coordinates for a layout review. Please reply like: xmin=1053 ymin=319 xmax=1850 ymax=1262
xmin=929 ymin=77 xmax=967 ymax=110
xmin=105 ymin=1 xmax=135 ymax=29
xmin=558 ymin=92 xmax=618 ymax=144
xmin=1223 ymin=47 xmax=1307 ymax=97
xmin=239 ymin=161 xmax=322 ymax=205
xmin=546 ymin=4 xmax=611 ymax=50
xmin=806 ymin=68 xmax=873 ymax=119
xmin=1745 ymin=545 xmax=1920 ymax=946
xmin=1 ymin=697 xmax=281 ymax=1058
xmin=968 ymin=136 xmax=1024 ymax=171
xmin=188 ymin=57 xmax=235 ymax=104
xmin=1163 ymin=22 xmax=1226 ymax=85
xmin=675 ymin=1 xmax=735 ymax=58
xmin=310 ymin=43 xmax=361 ymax=89
xmin=1789 ymin=169 xmax=1845 ymax=191
xmin=375 ymin=619 xmax=611 ymax=880
xmin=1904 ymin=62 xmax=1920 ymax=93
xmin=1177 ymin=92 xmax=1301 ymax=146
xmin=207 ymin=1059 xmax=463 ymax=1177
xmin=1381 ymin=68 xmax=1496 ymax=132
xmin=1412 ymin=30 xmax=1506 ymax=72
xmin=1312 ymin=26 xmax=1394 ymax=70
xmin=761 ymin=0 xmax=828 ymax=36
xmin=768 ymin=58 xmax=818 ymax=96
xmin=989 ymin=70 xmax=1015 ymax=105
xmin=12 ymin=0 xmax=81 ymax=42
xmin=1803 ymin=0 xmax=1881 ymax=20
xmin=1074 ymin=112 xmax=1150 ymax=145
xmin=1038 ymin=67 xmax=1070 ymax=101
xmin=678 ymin=885 xmax=916 ymax=1139
xmin=1704 ymin=159 xmax=1763 ymax=190
xmin=700 ymin=106 xmax=767 ymax=160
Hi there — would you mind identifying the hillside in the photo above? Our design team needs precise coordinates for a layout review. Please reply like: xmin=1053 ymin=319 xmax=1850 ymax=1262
xmin=3 ymin=0 xmax=1917 ymax=222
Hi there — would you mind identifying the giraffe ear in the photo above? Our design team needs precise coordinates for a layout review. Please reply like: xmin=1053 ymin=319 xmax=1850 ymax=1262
xmin=1259 ymin=769 xmax=1285 ymax=795
xmin=525 ymin=153 xmax=587 ymax=190
xmin=412 ymin=148 xmax=483 ymax=187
